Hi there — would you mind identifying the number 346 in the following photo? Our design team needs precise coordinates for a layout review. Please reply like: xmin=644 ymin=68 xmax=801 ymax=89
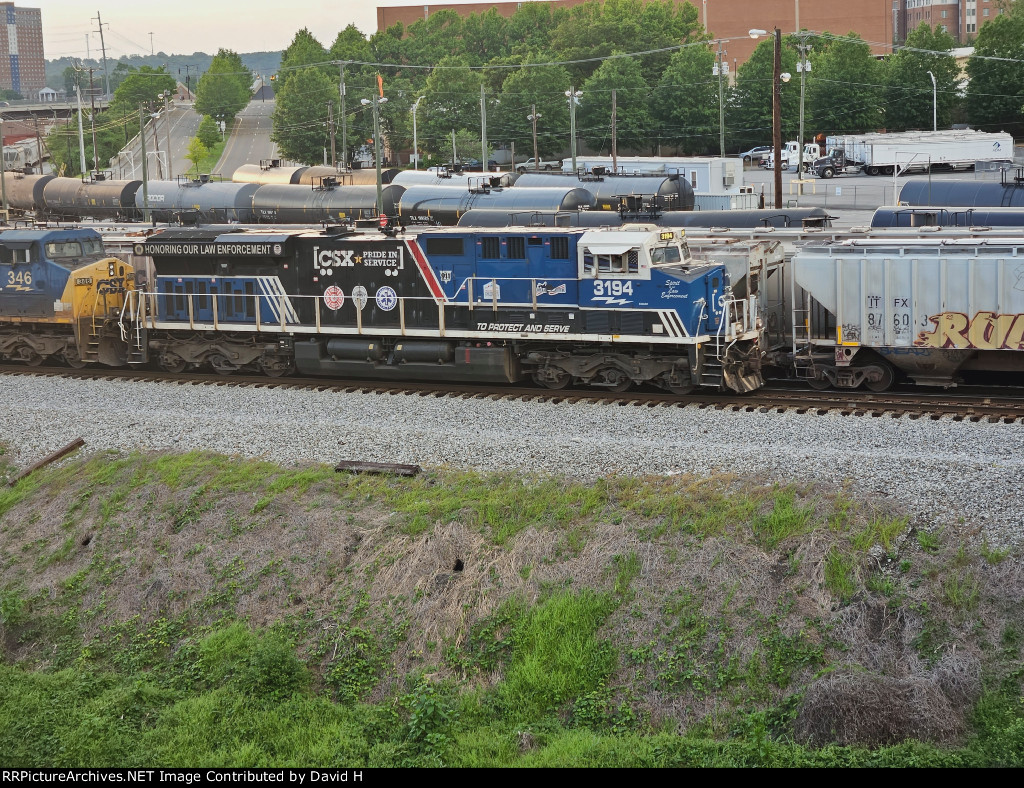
xmin=7 ymin=270 xmax=32 ymax=286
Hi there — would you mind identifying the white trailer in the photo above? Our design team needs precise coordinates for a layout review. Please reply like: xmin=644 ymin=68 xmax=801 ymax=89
xmin=812 ymin=129 xmax=1014 ymax=178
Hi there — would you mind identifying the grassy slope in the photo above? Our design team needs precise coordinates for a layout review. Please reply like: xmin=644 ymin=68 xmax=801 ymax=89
xmin=0 ymin=447 xmax=1021 ymax=767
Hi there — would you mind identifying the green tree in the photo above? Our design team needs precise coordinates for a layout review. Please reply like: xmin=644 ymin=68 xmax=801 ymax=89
xmin=185 ymin=136 xmax=209 ymax=176
xmin=493 ymin=61 xmax=572 ymax=159
xmin=193 ymin=49 xmax=251 ymax=125
xmin=197 ymin=115 xmax=221 ymax=148
xmin=965 ymin=10 xmax=1024 ymax=134
xmin=804 ymin=33 xmax=882 ymax=134
xmin=270 ymin=66 xmax=336 ymax=164
xmin=438 ymin=128 xmax=489 ymax=165
xmin=727 ymin=37 xmax=799 ymax=152
xmin=549 ymin=0 xmax=704 ymax=84
xmin=578 ymin=56 xmax=652 ymax=154
xmin=882 ymin=23 xmax=959 ymax=131
xmin=418 ymin=57 xmax=484 ymax=157
xmin=280 ymin=28 xmax=330 ymax=77
xmin=109 ymin=66 xmax=176 ymax=112
xmin=652 ymin=45 xmax=719 ymax=154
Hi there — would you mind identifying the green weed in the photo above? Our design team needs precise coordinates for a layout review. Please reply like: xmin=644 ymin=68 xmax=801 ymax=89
xmin=753 ymin=489 xmax=816 ymax=548
xmin=824 ymin=547 xmax=857 ymax=603
xmin=852 ymin=515 xmax=907 ymax=553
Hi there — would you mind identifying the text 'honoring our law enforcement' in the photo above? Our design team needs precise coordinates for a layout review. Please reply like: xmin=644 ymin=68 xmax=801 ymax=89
xmin=1 ymin=771 xmax=366 ymax=785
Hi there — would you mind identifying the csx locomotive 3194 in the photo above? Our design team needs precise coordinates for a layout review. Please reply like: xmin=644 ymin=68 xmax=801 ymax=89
xmin=117 ymin=224 xmax=765 ymax=393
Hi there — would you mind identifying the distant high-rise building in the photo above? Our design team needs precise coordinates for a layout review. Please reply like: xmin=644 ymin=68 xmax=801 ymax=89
xmin=0 ymin=3 xmax=44 ymax=98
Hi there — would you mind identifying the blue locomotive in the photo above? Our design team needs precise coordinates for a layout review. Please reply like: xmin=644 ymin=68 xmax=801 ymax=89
xmin=125 ymin=224 xmax=765 ymax=393
xmin=0 ymin=227 xmax=136 ymax=367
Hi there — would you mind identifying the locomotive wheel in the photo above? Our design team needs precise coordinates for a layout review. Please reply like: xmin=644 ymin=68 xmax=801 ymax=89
xmin=61 ymin=348 xmax=87 ymax=369
xmin=806 ymin=377 xmax=831 ymax=390
xmin=663 ymin=383 xmax=694 ymax=395
xmin=208 ymin=354 xmax=237 ymax=375
xmin=159 ymin=354 xmax=187 ymax=374
xmin=597 ymin=367 xmax=632 ymax=392
xmin=863 ymin=363 xmax=896 ymax=392
xmin=260 ymin=359 xmax=291 ymax=378
xmin=24 ymin=352 xmax=43 ymax=367
xmin=532 ymin=369 xmax=571 ymax=389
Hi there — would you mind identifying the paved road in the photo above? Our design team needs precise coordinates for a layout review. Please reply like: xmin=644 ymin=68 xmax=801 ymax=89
xmin=739 ymin=163 xmax=1011 ymax=228
xmin=214 ymin=99 xmax=278 ymax=180
xmin=109 ymin=100 xmax=201 ymax=182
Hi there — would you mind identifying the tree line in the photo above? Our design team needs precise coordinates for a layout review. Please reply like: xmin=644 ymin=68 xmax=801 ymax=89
xmin=267 ymin=0 xmax=1024 ymax=167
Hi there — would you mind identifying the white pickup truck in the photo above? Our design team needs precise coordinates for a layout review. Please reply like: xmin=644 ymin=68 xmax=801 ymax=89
xmin=516 ymin=157 xmax=563 ymax=172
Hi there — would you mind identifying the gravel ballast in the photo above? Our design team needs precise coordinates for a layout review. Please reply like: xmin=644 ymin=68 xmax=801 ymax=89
xmin=2 ymin=374 xmax=1022 ymax=548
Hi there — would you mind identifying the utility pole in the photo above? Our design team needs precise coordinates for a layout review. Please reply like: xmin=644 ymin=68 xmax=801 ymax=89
xmin=32 ymin=116 xmax=43 ymax=175
xmin=139 ymin=104 xmax=150 ymax=222
xmin=528 ymin=105 xmax=541 ymax=171
xmin=88 ymin=68 xmax=98 ymax=173
xmin=0 ymin=115 xmax=8 ymax=218
xmin=75 ymin=83 xmax=86 ymax=174
xmin=565 ymin=87 xmax=582 ymax=173
xmin=480 ymin=84 xmax=487 ymax=170
xmin=149 ymin=103 xmax=163 ymax=180
xmin=796 ymin=37 xmax=811 ymax=183
xmin=92 ymin=12 xmax=110 ymax=97
xmin=713 ymin=40 xmax=727 ymax=158
xmin=360 ymin=93 xmax=388 ymax=216
xmin=338 ymin=62 xmax=348 ymax=168
xmin=772 ymin=27 xmax=783 ymax=209
xmin=149 ymin=32 xmax=154 ymax=56
xmin=328 ymin=100 xmax=336 ymax=167
xmin=162 ymin=91 xmax=173 ymax=179
xmin=179 ymin=66 xmax=197 ymax=101
xmin=611 ymin=89 xmax=617 ymax=173
xmin=412 ymin=95 xmax=425 ymax=170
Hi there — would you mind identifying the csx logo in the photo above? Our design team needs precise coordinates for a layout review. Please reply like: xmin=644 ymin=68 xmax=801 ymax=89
xmin=313 ymin=247 xmax=355 ymax=267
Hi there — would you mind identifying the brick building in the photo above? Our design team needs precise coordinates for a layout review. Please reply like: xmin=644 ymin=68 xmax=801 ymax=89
xmin=0 ymin=2 xmax=44 ymax=98
xmin=377 ymin=1 xmax=1013 ymax=66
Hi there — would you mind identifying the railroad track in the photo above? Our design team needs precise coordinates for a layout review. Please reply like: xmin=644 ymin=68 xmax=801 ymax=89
xmin=3 ymin=364 xmax=1024 ymax=423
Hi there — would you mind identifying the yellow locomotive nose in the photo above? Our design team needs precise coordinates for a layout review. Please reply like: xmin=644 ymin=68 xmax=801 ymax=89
xmin=62 ymin=257 xmax=137 ymax=365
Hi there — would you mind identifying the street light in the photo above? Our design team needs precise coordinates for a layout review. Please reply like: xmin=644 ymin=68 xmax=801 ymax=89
xmin=158 ymin=90 xmax=173 ymax=180
xmin=527 ymin=105 xmax=542 ymax=171
xmin=411 ymin=95 xmax=425 ymax=170
xmin=565 ymin=87 xmax=582 ymax=173
xmin=749 ymin=27 xmax=785 ymax=208
xmin=361 ymin=95 xmax=389 ymax=217
xmin=712 ymin=41 xmax=728 ymax=157
xmin=926 ymin=70 xmax=937 ymax=132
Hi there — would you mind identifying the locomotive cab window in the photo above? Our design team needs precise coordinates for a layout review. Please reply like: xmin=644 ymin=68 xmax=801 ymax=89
xmin=583 ymin=248 xmax=640 ymax=276
xmin=45 ymin=241 xmax=83 ymax=259
xmin=650 ymin=245 xmax=682 ymax=265
xmin=0 ymin=247 xmax=32 ymax=265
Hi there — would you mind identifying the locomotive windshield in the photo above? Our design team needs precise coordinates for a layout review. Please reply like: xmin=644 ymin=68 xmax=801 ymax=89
xmin=650 ymin=245 xmax=683 ymax=265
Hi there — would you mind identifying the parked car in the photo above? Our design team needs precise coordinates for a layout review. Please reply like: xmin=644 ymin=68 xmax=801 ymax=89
xmin=516 ymin=157 xmax=562 ymax=172
xmin=739 ymin=146 xmax=771 ymax=165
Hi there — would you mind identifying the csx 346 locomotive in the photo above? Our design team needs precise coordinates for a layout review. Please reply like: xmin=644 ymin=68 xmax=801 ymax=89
xmin=0 ymin=227 xmax=135 ymax=368
xmin=119 ymin=224 xmax=765 ymax=393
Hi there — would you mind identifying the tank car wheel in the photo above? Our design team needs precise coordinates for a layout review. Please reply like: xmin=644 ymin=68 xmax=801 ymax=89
xmin=663 ymin=383 xmax=694 ymax=395
xmin=806 ymin=377 xmax=831 ymax=390
xmin=532 ymin=369 xmax=571 ymax=389
xmin=23 ymin=352 xmax=44 ymax=367
xmin=158 ymin=354 xmax=188 ymax=374
xmin=863 ymin=363 xmax=896 ymax=393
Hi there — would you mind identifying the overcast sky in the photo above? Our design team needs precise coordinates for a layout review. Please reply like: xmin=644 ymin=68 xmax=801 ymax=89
xmin=41 ymin=1 xmax=488 ymax=60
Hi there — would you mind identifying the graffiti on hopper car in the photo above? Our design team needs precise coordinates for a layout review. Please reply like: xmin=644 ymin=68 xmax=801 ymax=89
xmin=915 ymin=311 xmax=1024 ymax=350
